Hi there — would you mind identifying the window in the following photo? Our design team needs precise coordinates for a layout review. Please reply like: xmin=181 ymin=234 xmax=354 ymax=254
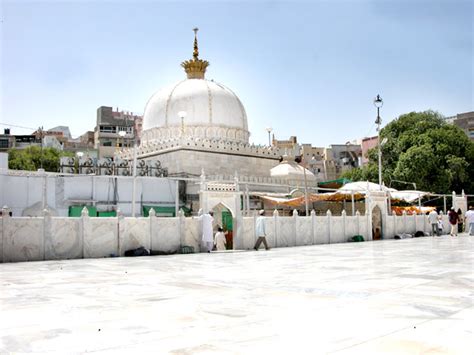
xmin=102 ymin=141 xmax=112 ymax=147
xmin=100 ymin=126 xmax=116 ymax=133
xmin=117 ymin=126 xmax=133 ymax=134
xmin=0 ymin=139 xmax=9 ymax=148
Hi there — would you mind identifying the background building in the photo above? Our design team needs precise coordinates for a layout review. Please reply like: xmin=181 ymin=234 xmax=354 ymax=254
xmin=361 ymin=136 xmax=378 ymax=166
xmin=95 ymin=106 xmax=142 ymax=159
xmin=445 ymin=111 xmax=474 ymax=141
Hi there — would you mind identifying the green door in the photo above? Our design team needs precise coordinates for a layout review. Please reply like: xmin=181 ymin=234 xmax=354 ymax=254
xmin=222 ymin=210 xmax=233 ymax=231
xmin=222 ymin=210 xmax=233 ymax=250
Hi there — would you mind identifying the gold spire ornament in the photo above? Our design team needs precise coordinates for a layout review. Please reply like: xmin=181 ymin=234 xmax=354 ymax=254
xmin=181 ymin=28 xmax=209 ymax=79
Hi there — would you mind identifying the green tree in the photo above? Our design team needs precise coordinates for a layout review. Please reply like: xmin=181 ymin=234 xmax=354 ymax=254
xmin=342 ymin=110 xmax=474 ymax=193
xmin=8 ymin=146 xmax=72 ymax=172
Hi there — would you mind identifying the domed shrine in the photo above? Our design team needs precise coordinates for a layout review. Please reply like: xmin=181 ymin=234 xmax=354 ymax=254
xmin=123 ymin=29 xmax=306 ymax=181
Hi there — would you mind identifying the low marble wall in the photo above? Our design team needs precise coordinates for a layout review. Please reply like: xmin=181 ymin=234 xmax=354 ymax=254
xmin=0 ymin=208 xmax=437 ymax=263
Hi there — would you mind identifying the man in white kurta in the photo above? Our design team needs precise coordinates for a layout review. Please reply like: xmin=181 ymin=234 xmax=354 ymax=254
xmin=254 ymin=210 xmax=270 ymax=250
xmin=198 ymin=212 xmax=214 ymax=252
xmin=465 ymin=205 xmax=474 ymax=236
xmin=428 ymin=210 xmax=439 ymax=236
xmin=214 ymin=227 xmax=227 ymax=251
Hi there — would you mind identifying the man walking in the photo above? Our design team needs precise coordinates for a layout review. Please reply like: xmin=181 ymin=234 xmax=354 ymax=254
xmin=465 ymin=205 xmax=474 ymax=236
xmin=198 ymin=211 xmax=214 ymax=252
xmin=428 ymin=209 xmax=439 ymax=236
xmin=254 ymin=210 xmax=270 ymax=250
xmin=448 ymin=207 xmax=459 ymax=237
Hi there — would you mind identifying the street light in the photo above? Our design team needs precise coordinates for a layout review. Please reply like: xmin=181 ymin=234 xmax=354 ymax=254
xmin=76 ymin=151 xmax=84 ymax=174
xmin=38 ymin=126 xmax=44 ymax=170
xmin=373 ymin=94 xmax=383 ymax=190
xmin=295 ymin=154 xmax=309 ymax=216
xmin=265 ymin=127 xmax=273 ymax=146
xmin=178 ymin=111 xmax=187 ymax=136
xmin=118 ymin=130 xmax=126 ymax=150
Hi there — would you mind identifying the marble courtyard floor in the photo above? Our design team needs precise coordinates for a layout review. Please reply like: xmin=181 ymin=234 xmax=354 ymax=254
xmin=1 ymin=235 xmax=473 ymax=354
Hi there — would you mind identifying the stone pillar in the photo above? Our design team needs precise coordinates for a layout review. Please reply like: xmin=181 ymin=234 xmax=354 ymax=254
xmin=81 ymin=207 xmax=90 ymax=259
xmin=423 ymin=210 xmax=427 ymax=232
xmin=246 ymin=185 xmax=250 ymax=217
xmin=351 ymin=193 xmax=355 ymax=216
xmin=311 ymin=209 xmax=316 ymax=245
xmin=175 ymin=180 xmax=180 ymax=218
xmin=394 ymin=211 xmax=398 ymax=236
xmin=253 ymin=212 xmax=257 ymax=249
xmin=293 ymin=209 xmax=298 ymax=246
xmin=402 ymin=210 xmax=407 ymax=234
xmin=178 ymin=209 xmax=185 ymax=247
xmin=117 ymin=209 xmax=124 ymax=256
xmin=149 ymin=208 xmax=155 ymax=250
xmin=43 ymin=209 xmax=51 ymax=261
xmin=366 ymin=208 xmax=372 ymax=241
xmin=273 ymin=209 xmax=279 ymax=248
xmin=453 ymin=190 xmax=467 ymax=213
xmin=327 ymin=210 xmax=332 ymax=244
xmin=342 ymin=210 xmax=347 ymax=241
xmin=356 ymin=210 xmax=361 ymax=236
xmin=1 ymin=206 xmax=11 ymax=263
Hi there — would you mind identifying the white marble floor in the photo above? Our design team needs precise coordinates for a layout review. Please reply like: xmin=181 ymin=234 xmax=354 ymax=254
xmin=1 ymin=235 xmax=473 ymax=354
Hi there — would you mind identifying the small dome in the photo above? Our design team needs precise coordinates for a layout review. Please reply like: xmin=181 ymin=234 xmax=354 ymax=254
xmin=270 ymin=160 xmax=315 ymax=181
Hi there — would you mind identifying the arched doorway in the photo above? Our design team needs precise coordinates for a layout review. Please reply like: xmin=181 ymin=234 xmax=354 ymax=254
xmin=211 ymin=202 xmax=234 ymax=250
xmin=372 ymin=206 xmax=383 ymax=240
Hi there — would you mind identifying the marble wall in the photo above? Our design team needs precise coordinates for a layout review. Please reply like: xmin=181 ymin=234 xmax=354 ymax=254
xmin=182 ymin=217 xmax=201 ymax=252
xmin=2 ymin=217 xmax=43 ymax=262
xmin=46 ymin=216 xmax=82 ymax=260
xmin=0 ymin=209 xmax=435 ymax=263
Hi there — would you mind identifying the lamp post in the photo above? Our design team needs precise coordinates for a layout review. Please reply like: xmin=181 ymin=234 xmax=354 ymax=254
xmin=373 ymin=95 xmax=383 ymax=190
xmin=265 ymin=127 xmax=273 ymax=146
xmin=295 ymin=155 xmax=309 ymax=216
xmin=38 ymin=126 xmax=44 ymax=170
xmin=178 ymin=111 xmax=187 ymax=136
xmin=131 ymin=133 xmax=138 ymax=217
xmin=118 ymin=130 xmax=126 ymax=150
xmin=76 ymin=151 xmax=84 ymax=174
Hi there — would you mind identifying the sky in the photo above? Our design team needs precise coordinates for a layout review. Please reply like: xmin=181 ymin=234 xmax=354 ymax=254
xmin=1 ymin=0 xmax=472 ymax=147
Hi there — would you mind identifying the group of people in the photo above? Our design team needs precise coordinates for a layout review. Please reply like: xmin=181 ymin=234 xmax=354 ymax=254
xmin=197 ymin=211 xmax=225 ymax=252
xmin=198 ymin=209 xmax=270 ymax=252
xmin=198 ymin=206 xmax=474 ymax=251
xmin=428 ymin=206 xmax=474 ymax=237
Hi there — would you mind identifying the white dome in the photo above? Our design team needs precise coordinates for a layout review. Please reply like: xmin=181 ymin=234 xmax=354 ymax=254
xmin=141 ymin=78 xmax=250 ymax=144
xmin=270 ymin=160 xmax=315 ymax=181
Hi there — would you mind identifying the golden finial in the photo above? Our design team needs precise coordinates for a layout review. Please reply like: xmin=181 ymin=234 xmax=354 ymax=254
xmin=193 ymin=27 xmax=199 ymax=60
xmin=181 ymin=27 xmax=209 ymax=79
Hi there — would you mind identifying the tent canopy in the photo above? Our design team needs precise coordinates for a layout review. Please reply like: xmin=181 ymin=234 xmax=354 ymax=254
xmin=257 ymin=181 xmax=429 ymax=207
xmin=317 ymin=178 xmax=351 ymax=189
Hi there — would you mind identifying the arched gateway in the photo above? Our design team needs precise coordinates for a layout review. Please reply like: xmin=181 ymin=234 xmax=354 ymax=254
xmin=199 ymin=174 xmax=243 ymax=249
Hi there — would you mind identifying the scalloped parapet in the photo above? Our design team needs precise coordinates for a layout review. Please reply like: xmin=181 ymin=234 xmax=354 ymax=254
xmin=118 ymin=136 xmax=299 ymax=162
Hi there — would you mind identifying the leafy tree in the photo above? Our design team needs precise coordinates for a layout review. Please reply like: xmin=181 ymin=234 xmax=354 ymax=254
xmin=8 ymin=146 xmax=72 ymax=172
xmin=342 ymin=110 xmax=474 ymax=193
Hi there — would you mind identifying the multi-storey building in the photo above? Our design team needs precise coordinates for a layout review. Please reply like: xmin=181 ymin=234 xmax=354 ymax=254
xmin=94 ymin=106 xmax=142 ymax=159
xmin=445 ymin=111 xmax=474 ymax=141
xmin=361 ymin=136 xmax=378 ymax=165
xmin=272 ymin=134 xmax=361 ymax=182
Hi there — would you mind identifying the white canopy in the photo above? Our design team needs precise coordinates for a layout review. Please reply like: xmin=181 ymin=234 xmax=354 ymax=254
xmin=338 ymin=181 xmax=392 ymax=193
xmin=389 ymin=190 xmax=427 ymax=203
xmin=338 ymin=181 xmax=428 ymax=202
